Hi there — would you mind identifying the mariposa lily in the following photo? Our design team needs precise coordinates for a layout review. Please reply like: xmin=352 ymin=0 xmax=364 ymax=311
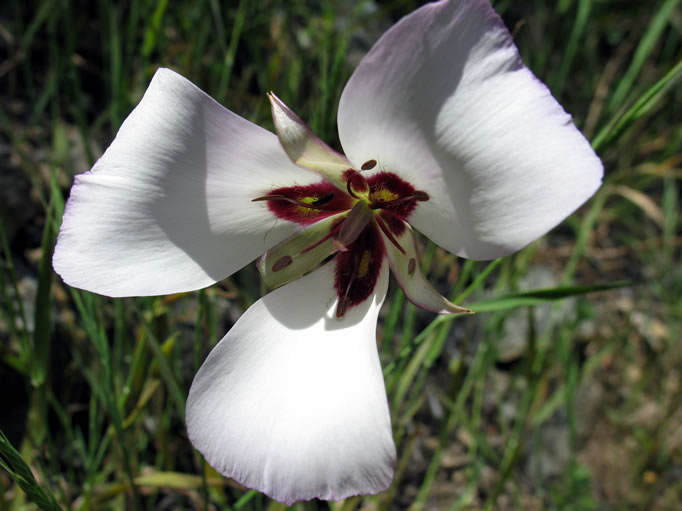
xmin=53 ymin=0 xmax=602 ymax=504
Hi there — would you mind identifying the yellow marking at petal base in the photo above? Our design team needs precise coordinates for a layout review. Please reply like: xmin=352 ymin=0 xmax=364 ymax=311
xmin=370 ymin=188 xmax=399 ymax=203
xmin=357 ymin=250 xmax=372 ymax=278
xmin=295 ymin=196 xmax=318 ymax=216
xmin=296 ymin=206 xmax=317 ymax=216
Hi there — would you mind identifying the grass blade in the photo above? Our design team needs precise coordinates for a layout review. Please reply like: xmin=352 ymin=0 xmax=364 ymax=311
xmin=468 ymin=281 xmax=632 ymax=313
xmin=0 ymin=430 xmax=63 ymax=511
xmin=593 ymin=57 xmax=682 ymax=152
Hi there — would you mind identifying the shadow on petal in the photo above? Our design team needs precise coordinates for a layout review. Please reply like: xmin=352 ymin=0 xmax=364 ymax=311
xmin=259 ymin=262 xmax=388 ymax=332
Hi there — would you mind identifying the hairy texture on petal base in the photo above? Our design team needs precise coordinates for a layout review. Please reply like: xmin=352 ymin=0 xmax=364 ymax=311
xmin=338 ymin=0 xmax=603 ymax=260
xmin=367 ymin=171 xmax=422 ymax=236
xmin=186 ymin=264 xmax=395 ymax=505
xmin=53 ymin=68 xmax=318 ymax=297
xmin=334 ymin=223 xmax=386 ymax=316
xmin=263 ymin=181 xmax=352 ymax=225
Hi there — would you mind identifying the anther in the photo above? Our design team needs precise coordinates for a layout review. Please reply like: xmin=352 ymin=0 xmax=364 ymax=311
xmin=369 ymin=190 xmax=430 ymax=210
xmin=361 ymin=159 xmax=377 ymax=171
xmin=312 ymin=192 xmax=334 ymax=206
xmin=336 ymin=296 xmax=349 ymax=319
xmin=272 ymin=255 xmax=293 ymax=272
xmin=252 ymin=194 xmax=335 ymax=211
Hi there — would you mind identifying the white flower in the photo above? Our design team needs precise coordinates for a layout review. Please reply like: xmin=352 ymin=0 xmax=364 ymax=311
xmin=53 ymin=0 xmax=602 ymax=504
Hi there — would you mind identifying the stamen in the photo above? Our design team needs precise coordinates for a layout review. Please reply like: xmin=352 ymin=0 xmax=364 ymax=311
xmin=361 ymin=159 xmax=377 ymax=170
xmin=299 ymin=221 xmax=343 ymax=254
xmin=336 ymin=250 xmax=362 ymax=319
xmin=272 ymin=255 xmax=293 ymax=272
xmin=336 ymin=296 xmax=349 ymax=319
xmin=369 ymin=190 xmax=430 ymax=210
xmin=375 ymin=215 xmax=406 ymax=255
xmin=252 ymin=194 xmax=334 ymax=211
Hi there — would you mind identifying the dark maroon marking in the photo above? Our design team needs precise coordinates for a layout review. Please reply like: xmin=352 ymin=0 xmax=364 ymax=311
xmin=264 ymin=182 xmax=352 ymax=225
xmin=408 ymin=258 xmax=416 ymax=276
xmin=272 ymin=255 xmax=293 ymax=272
xmin=378 ymin=211 xmax=408 ymax=237
xmin=367 ymin=172 xmax=421 ymax=222
xmin=361 ymin=159 xmax=377 ymax=170
xmin=334 ymin=223 xmax=386 ymax=314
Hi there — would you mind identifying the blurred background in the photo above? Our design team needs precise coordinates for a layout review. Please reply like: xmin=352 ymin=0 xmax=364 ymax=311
xmin=1 ymin=0 xmax=681 ymax=509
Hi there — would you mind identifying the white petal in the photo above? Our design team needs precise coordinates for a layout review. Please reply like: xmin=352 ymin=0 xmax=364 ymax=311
xmin=338 ymin=0 xmax=603 ymax=260
xmin=54 ymin=68 xmax=318 ymax=296
xmin=186 ymin=263 xmax=395 ymax=505
xmin=269 ymin=92 xmax=352 ymax=190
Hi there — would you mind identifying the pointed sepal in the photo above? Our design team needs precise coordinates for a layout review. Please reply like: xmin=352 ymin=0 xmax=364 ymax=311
xmin=381 ymin=220 xmax=471 ymax=315
xmin=268 ymin=92 xmax=352 ymax=190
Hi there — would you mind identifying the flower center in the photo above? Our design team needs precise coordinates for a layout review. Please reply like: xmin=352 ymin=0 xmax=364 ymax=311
xmin=253 ymin=168 xmax=429 ymax=318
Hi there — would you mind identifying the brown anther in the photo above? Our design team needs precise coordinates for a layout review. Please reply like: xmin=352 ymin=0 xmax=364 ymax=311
xmin=252 ymin=193 xmax=335 ymax=211
xmin=361 ymin=159 xmax=377 ymax=171
xmin=408 ymin=258 xmax=416 ymax=276
xmin=312 ymin=192 xmax=334 ymax=206
xmin=369 ymin=190 xmax=430 ymax=210
xmin=251 ymin=195 xmax=276 ymax=202
xmin=336 ymin=296 xmax=349 ymax=319
xmin=272 ymin=255 xmax=293 ymax=272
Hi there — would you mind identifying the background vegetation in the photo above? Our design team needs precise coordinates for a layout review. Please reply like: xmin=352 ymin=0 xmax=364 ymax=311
xmin=1 ymin=0 xmax=681 ymax=509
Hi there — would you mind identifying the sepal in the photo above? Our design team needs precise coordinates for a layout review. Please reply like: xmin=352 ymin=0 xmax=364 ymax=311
xmin=269 ymin=92 xmax=352 ymax=191
xmin=382 ymin=221 xmax=471 ymax=315
xmin=257 ymin=214 xmax=344 ymax=289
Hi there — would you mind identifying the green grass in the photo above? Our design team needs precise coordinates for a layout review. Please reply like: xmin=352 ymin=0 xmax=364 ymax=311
xmin=1 ymin=0 xmax=681 ymax=509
